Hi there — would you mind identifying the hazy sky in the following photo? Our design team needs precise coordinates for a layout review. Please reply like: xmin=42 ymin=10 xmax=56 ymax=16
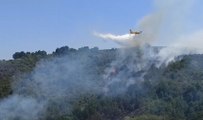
xmin=0 ymin=0 xmax=203 ymax=59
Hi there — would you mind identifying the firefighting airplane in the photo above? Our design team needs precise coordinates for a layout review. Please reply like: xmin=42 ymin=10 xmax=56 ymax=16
xmin=129 ymin=29 xmax=142 ymax=35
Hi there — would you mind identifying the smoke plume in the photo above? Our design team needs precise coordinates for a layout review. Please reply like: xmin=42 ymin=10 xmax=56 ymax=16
xmin=0 ymin=0 xmax=202 ymax=119
xmin=95 ymin=0 xmax=202 ymax=65
xmin=0 ymin=53 xmax=103 ymax=120
xmin=103 ymin=45 xmax=158 ymax=95
xmin=158 ymin=29 xmax=203 ymax=66
xmin=97 ymin=0 xmax=202 ymax=94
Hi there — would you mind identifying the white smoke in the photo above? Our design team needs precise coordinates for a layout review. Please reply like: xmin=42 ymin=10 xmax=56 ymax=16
xmin=0 ymin=95 xmax=45 ymax=120
xmin=0 ymin=53 xmax=103 ymax=120
xmin=100 ymin=0 xmax=202 ymax=94
xmin=0 ymin=0 xmax=202 ymax=119
xmin=158 ymin=29 xmax=203 ymax=66
xmin=103 ymin=46 xmax=158 ymax=95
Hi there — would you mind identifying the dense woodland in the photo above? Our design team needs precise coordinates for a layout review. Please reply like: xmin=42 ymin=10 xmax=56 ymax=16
xmin=1 ymin=46 xmax=203 ymax=120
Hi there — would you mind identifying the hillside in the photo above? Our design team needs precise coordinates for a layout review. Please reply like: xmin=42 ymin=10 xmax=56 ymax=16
xmin=0 ymin=46 xmax=203 ymax=120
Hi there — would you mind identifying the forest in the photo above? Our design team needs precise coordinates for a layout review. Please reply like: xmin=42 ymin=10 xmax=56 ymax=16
xmin=0 ymin=46 xmax=203 ymax=120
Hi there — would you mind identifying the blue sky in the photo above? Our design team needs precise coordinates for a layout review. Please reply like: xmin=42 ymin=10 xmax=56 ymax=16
xmin=0 ymin=0 xmax=202 ymax=59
